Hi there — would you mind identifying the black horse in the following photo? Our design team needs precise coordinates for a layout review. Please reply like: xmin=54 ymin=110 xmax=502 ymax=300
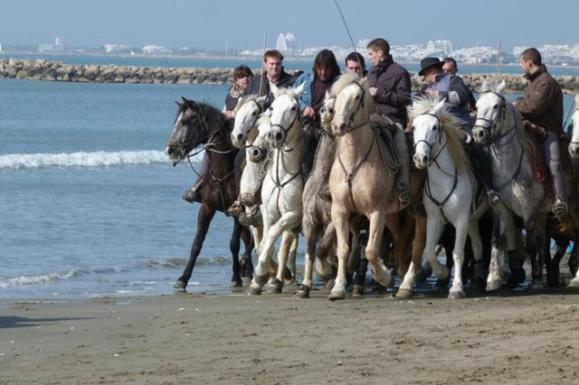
xmin=165 ymin=97 xmax=254 ymax=290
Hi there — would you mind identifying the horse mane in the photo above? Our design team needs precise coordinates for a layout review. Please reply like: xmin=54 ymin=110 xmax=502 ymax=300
xmin=178 ymin=98 xmax=229 ymax=135
xmin=329 ymin=73 xmax=373 ymax=117
xmin=409 ymin=96 xmax=473 ymax=176
xmin=234 ymin=94 xmax=262 ymax=113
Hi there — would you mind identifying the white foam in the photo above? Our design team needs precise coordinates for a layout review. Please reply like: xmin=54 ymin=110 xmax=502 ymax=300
xmin=0 ymin=270 xmax=77 ymax=289
xmin=0 ymin=150 xmax=170 ymax=170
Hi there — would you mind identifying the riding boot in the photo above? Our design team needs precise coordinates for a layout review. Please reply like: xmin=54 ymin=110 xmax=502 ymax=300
xmin=468 ymin=142 xmax=501 ymax=206
xmin=227 ymin=151 xmax=246 ymax=215
xmin=393 ymin=123 xmax=410 ymax=208
xmin=182 ymin=153 xmax=209 ymax=204
xmin=543 ymin=132 xmax=568 ymax=220
xmin=301 ymin=119 xmax=319 ymax=178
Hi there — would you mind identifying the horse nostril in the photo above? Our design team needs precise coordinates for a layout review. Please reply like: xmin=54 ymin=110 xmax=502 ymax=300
xmin=236 ymin=133 xmax=244 ymax=142
xmin=275 ymin=132 xmax=283 ymax=141
xmin=422 ymin=155 xmax=428 ymax=163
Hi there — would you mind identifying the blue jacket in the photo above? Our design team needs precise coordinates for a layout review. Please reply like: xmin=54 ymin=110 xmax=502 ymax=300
xmin=426 ymin=73 xmax=472 ymax=128
xmin=293 ymin=72 xmax=315 ymax=113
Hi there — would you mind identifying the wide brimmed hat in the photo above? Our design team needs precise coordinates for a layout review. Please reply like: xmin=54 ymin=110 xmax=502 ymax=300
xmin=418 ymin=57 xmax=444 ymax=76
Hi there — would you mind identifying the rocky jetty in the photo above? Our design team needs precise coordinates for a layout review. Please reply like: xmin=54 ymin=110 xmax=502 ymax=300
xmin=1 ymin=58 xmax=578 ymax=93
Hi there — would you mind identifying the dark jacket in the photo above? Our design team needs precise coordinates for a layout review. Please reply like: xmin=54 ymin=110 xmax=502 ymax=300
xmin=425 ymin=73 xmax=473 ymax=128
xmin=516 ymin=65 xmax=563 ymax=135
xmin=367 ymin=56 xmax=412 ymax=126
xmin=224 ymin=88 xmax=242 ymax=111
xmin=244 ymin=68 xmax=301 ymax=106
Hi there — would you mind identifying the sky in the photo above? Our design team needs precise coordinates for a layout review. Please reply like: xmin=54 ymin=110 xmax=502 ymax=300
xmin=1 ymin=0 xmax=577 ymax=51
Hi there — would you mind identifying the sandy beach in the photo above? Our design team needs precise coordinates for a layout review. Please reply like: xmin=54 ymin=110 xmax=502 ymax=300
xmin=1 ymin=287 xmax=579 ymax=385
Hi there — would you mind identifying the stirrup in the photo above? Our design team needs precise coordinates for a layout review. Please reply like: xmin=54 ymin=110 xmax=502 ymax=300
xmin=486 ymin=190 xmax=501 ymax=206
xmin=552 ymin=199 xmax=568 ymax=221
xmin=227 ymin=200 xmax=242 ymax=217
xmin=182 ymin=186 xmax=198 ymax=203
xmin=239 ymin=192 xmax=258 ymax=207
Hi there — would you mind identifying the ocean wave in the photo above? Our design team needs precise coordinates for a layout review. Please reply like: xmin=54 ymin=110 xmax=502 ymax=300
xmin=145 ymin=256 xmax=232 ymax=269
xmin=0 ymin=150 xmax=188 ymax=170
xmin=0 ymin=270 xmax=78 ymax=289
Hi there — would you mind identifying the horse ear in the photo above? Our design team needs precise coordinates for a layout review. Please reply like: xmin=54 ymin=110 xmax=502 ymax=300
xmin=293 ymin=82 xmax=307 ymax=97
xmin=431 ymin=99 xmax=446 ymax=115
xmin=496 ymin=80 xmax=506 ymax=93
xmin=479 ymin=81 xmax=491 ymax=93
xmin=270 ymin=83 xmax=281 ymax=98
xmin=256 ymin=95 xmax=268 ymax=107
xmin=175 ymin=101 xmax=181 ymax=107
xmin=181 ymin=96 xmax=188 ymax=103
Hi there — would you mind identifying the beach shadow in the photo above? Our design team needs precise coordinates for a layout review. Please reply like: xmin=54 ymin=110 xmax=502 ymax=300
xmin=0 ymin=316 xmax=91 ymax=329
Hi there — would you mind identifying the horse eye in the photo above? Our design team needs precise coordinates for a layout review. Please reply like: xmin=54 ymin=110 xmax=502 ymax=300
xmin=252 ymin=111 xmax=257 ymax=116
xmin=433 ymin=125 xmax=438 ymax=131
xmin=291 ymin=106 xmax=297 ymax=111
xmin=329 ymin=108 xmax=334 ymax=113
xmin=493 ymin=105 xmax=499 ymax=110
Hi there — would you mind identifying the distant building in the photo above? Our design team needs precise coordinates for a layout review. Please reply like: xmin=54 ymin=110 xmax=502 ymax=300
xmin=276 ymin=33 xmax=297 ymax=55
xmin=104 ymin=44 xmax=131 ymax=54
xmin=142 ymin=45 xmax=172 ymax=55
xmin=38 ymin=37 xmax=66 ymax=53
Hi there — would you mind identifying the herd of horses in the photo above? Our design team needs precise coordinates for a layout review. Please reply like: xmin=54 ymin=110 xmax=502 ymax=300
xmin=165 ymin=73 xmax=579 ymax=300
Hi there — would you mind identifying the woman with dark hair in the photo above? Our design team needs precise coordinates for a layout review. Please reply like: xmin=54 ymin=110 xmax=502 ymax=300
xmin=293 ymin=49 xmax=341 ymax=175
xmin=223 ymin=65 xmax=254 ymax=118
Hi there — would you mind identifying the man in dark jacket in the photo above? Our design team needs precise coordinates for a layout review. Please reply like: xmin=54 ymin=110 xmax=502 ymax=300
xmin=244 ymin=49 xmax=299 ymax=104
xmin=420 ymin=56 xmax=500 ymax=205
xmin=515 ymin=48 xmax=567 ymax=219
xmin=366 ymin=38 xmax=412 ymax=206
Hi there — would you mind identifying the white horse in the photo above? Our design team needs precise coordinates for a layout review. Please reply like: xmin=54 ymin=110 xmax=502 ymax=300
xmin=248 ymin=83 xmax=306 ymax=295
xmin=405 ymin=97 xmax=485 ymax=298
xmin=230 ymin=95 xmax=270 ymax=253
xmin=473 ymin=80 xmax=551 ymax=290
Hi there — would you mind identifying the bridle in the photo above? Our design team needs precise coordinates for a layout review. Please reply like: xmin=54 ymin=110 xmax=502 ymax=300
xmin=413 ymin=113 xmax=448 ymax=169
xmin=333 ymin=81 xmax=368 ymax=133
xmin=269 ymin=95 xmax=301 ymax=152
xmin=235 ymin=98 xmax=265 ymax=149
xmin=474 ymin=92 xmax=517 ymax=147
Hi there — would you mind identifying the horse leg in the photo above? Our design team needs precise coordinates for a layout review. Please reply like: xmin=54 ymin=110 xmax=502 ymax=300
xmin=268 ymin=231 xmax=294 ymax=293
xmin=296 ymin=222 xmax=319 ymax=299
xmin=175 ymin=204 xmax=216 ymax=291
xmin=240 ymin=225 xmax=254 ymax=283
xmin=468 ymin=219 xmax=486 ymax=293
xmin=527 ymin=217 xmax=548 ymax=290
xmin=397 ymin=213 xmax=426 ymax=299
xmin=229 ymin=218 xmax=243 ymax=287
xmin=569 ymin=245 xmax=579 ymax=288
xmin=328 ymin=207 xmax=351 ymax=301
xmin=365 ymin=211 xmax=392 ymax=289
xmin=423 ymin=213 xmax=449 ymax=284
xmin=286 ymin=233 xmax=298 ymax=284
xmin=315 ymin=222 xmax=337 ymax=281
xmin=487 ymin=209 xmax=512 ymax=291
xmin=448 ymin=215 xmax=470 ymax=299
xmin=249 ymin=211 xmax=300 ymax=295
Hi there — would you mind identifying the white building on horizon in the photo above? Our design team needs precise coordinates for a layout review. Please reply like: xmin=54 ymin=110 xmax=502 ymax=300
xmin=38 ymin=37 xmax=66 ymax=53
xmin=142 ymin=45 xmax=172 ymax=55
xmin=276 ymin=33 xmax=297 ymax=55
xmin=104 ymin=43 xmax=131 ymax=54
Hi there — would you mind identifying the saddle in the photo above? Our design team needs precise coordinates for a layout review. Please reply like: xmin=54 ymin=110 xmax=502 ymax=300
xmin=525 ymin=131 xmax=573 ymax=185
xmin=369 ymin=113 xmax=402 ymax=173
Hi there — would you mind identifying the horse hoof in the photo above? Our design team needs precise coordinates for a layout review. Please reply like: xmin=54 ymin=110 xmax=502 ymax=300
xmin=295 ymin=285 xmax=310 ymax=299
xmin=529 ymin=279 xmax=544 ymax=291
xmin=242 ymin=277 xmax=252 ymax=286
xmin=247 ymin=285 xmax=262 ymax=296
xmin=324 ymin=279 xmax=336 ymax=291
xmin=567 ymin=278 xmax=579 ymax=290
xmin=267 ymin=279 xmax=283 ymax=294
xmin=374 ymin=282 xmax=388 ymax=296
xmin=448 ymin=290 xmax=465 ymax=299
xmin=396 ymin=288 xmax=413 ymax=299
xmin=253 ymin=274 xmax=268 ymax=286
xmin=174 ymin=280 xmax=187 ymax=292
xmin=230 ymin=280 xmax=242 ymax=288
xmin=328 ymin=289 xmax=346 ymax=301
xmin=486 ymin=279 xmax=502 ymax=292
xmin=352 ymin=284 xmax=364 ymax=297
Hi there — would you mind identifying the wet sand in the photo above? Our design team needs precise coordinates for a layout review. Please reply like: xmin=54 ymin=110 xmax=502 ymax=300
xmin=1 ymin=287 xmax=579 ymax=385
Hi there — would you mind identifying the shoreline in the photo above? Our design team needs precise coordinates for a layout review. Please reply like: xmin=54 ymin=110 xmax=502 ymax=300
xmin=2 ymin=291 xmax=579 ymax=385
xmin=1 ymin=58 xmax=578 ymax=92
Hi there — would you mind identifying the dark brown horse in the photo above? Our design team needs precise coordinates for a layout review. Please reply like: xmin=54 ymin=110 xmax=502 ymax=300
xmin=165 ymin=97 xmax=254 ymax=290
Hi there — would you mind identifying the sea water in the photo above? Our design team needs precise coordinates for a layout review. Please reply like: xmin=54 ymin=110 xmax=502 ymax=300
xmin=0 ymin=58 xmax=577 ymax=300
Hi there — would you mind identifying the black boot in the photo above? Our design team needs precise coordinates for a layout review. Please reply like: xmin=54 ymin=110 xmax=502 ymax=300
xmin=182 ymin=178 xmax=204 ymax=204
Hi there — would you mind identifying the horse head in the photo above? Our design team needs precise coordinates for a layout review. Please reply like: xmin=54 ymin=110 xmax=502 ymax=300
xmin=473 ymin=80 xmax=507 ymax=144
xmin=320 ymin=91 xmax=336 ymax=136
xmin=267 ymin=82 xmax=305 ymax=148
xmin=330 ymin=74 xmax=371 ymax=136
xmin=231 ymin=95 xmax=267 ymax=148
xmin=569 ymin=94 xmax=579 ymax=159
xmin=165 ymin=97 xmax=226 ymax=164
xmin=247 ymin=111 xmax=271 ymax=163
xmin=411 ymin=98 xmax=446 ymax=169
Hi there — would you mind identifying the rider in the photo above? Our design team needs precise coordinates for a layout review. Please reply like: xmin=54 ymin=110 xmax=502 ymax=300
xmin=293 ymin=49 xmax=341 ymax=176
xmin=419 ymin=56 xmax=501 ymax=205
xmin=244 ymin=49 xmax=301 ymax=102
xmin=515 ymin=47 xmax=568 ymax=220
xmin=345 ymin=51 xmax=367 ymax=77
xmin=442 ymin=57 xmax=477 ymax=112
xmin=366 ymin=38 xmax=412 ymax=207
xmin=182 ymin=65 xmax=253 ymax=203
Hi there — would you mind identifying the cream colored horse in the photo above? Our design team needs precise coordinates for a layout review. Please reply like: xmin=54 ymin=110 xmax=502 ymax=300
xmin=328 ymin=74 xmax=404 ymax=301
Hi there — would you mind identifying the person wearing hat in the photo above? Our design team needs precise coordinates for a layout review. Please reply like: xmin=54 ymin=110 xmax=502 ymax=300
xmin=419 ymin=56 xmax=500 ymax=205
xmin=366 ymin=38 xmax=412 ymax=207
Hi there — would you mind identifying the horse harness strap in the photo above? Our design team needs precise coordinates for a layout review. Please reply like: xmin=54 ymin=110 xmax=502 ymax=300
xmin=425 ymin=166 xmax=458 ymax=224
xmin=337 ymin=134 xmax=376 ymax=213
